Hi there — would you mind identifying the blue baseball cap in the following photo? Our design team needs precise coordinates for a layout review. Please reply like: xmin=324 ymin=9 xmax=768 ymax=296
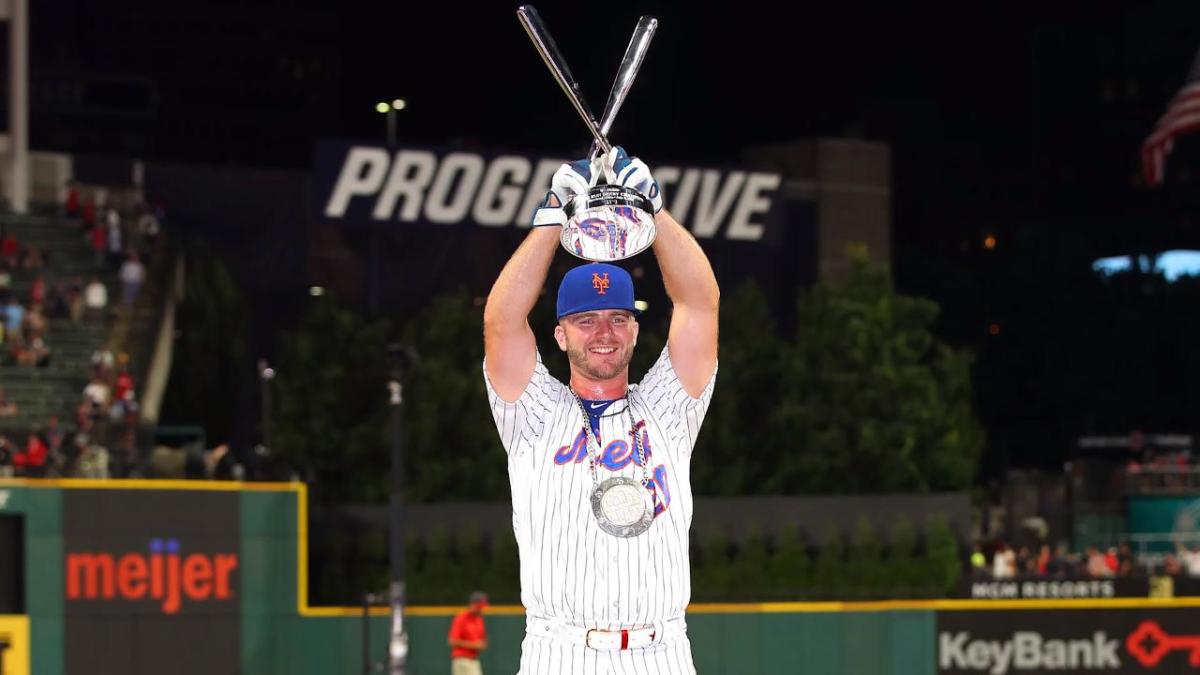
xmin=556 ymin=263 xmax=638 ymax=319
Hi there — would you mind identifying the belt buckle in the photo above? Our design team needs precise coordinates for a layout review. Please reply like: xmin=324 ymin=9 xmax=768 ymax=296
xmin=585 ymin=628 xmax=596 ymax=650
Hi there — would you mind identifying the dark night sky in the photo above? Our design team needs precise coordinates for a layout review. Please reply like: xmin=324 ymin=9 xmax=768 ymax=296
xmin=32 ymin=1 xmax=1200 ymax=471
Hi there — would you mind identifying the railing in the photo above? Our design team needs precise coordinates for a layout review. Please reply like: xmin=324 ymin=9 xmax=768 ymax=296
xmin=1122 ymin=465 xmax=1200 ymax=494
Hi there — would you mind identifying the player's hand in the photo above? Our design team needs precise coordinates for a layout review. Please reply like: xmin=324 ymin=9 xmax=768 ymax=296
xmin=531 ymin=158 xmax=593 ymax=227
xmin=598 ymin=146 xmax=664 ymax=213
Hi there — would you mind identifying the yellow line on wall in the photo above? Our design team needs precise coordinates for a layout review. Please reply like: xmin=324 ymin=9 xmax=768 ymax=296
xmin=9 ymin=479 xmax=1200 ymax=616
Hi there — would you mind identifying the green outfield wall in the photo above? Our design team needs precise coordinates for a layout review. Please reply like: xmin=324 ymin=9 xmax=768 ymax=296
xmin=2 ymin=479 xmax=1199 ymax=675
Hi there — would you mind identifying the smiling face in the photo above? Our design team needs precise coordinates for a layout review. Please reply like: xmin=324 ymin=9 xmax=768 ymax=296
xmin=555 ymin=309 xmax=639 ymax=383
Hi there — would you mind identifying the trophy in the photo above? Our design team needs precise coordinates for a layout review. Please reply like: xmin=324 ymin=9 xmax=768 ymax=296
xmin=517 ymin=6 xmax=658 ymax=262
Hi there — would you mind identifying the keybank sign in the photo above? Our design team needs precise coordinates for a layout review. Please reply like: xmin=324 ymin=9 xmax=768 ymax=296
xmin=314 ymin=142 xmax=783 ymax=241
xmin=66 ymin=537 xmax=238 ymax=615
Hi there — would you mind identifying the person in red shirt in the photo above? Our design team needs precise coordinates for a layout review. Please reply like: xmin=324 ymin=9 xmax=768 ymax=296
xmin=448 ymin=591 xmax=488 ymax=675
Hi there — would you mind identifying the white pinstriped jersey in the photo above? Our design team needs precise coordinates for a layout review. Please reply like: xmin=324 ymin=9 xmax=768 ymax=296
xmin=484 ymin=346 xmax=715 ymax=631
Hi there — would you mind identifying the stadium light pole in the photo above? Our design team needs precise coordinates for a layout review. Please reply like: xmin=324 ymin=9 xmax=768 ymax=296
xmin=368 ymin=98 xmax=404 ymax=316
xmin=386 ymin=343 xmax=417 ymax=675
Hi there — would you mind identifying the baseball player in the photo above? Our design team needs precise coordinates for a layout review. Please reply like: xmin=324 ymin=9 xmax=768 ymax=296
xmin=483 ymin=147 xmax=719 ymax=674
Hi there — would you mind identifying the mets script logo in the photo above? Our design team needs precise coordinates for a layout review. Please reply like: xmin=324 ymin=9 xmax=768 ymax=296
xmin=554 ymin=422 xmax=672 ymax=516
xmin=592 ymin=272 xmax=610 ymax=295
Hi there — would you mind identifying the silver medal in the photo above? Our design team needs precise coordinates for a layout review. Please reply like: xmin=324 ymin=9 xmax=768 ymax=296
xmin=573 ymin=392 xmax=655 ymax=537
xmin=591 ymin=476 xmax=654 ymax=538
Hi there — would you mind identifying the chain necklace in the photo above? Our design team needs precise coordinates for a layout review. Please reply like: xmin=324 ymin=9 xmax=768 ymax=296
xmin=572 ymin=388 xmax=655 ymax=537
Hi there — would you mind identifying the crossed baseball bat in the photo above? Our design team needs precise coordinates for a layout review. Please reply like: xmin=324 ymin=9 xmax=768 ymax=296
xmin=517 ymin=5 xmax=657 ymax=159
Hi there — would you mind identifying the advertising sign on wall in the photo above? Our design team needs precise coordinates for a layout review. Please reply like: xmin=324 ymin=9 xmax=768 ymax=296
xmin=62 ymin=490 xmax=241 ymax=675
xmin=937 ymin=607 xmax=1200 ymax=674
xmin=0 ymin=615 xmax=29 ymax=675
xmin=312 ymin=141 xmax=784 ymax=242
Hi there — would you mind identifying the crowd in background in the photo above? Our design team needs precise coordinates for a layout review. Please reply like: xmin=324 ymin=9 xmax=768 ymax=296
xmin=971 ymin=540 xmax=1200 ymax=579
xmin=0 ymin=183 xmax=166 ymax=479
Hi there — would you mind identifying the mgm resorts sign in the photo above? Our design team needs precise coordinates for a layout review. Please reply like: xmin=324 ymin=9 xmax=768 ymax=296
xmin=313 ymin=141 xmax=783 ymax=242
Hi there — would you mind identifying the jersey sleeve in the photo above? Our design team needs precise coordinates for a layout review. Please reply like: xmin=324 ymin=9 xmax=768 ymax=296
xmin=448 ymin=612 xmax=466 ymax=640
xmin=482 ymin=350 xmax=564 ymax=456
xmin=636 ymin=345 xmax=717 ymax=451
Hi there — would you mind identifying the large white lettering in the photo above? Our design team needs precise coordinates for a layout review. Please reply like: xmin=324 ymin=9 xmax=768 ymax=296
xmin=324 ymin=147 xmax=390 ymax=218
xmin=939 ymin=631 xmax=1119 ymax=673
xmin=472 ymin=156 xmax=531 ymax=227
xmin=424 ymin=153 xmax=484 ymax=223
xmin=373 ymin=150 xmax=437 ymax=221
xmin=321 ymin=147 xmax=780 ymax=240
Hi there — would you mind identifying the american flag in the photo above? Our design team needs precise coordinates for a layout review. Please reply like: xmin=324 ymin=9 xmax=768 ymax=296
xmin=1142 ymin=48 xmax=1200 ymax=187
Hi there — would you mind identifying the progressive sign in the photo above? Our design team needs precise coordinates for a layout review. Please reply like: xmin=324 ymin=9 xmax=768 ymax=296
xmin=313 ymin=141 xmax=783 ymax=241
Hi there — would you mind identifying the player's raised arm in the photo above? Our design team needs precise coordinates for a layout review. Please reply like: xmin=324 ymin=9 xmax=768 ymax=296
xmin=483 ymin=159 xmax=592 ymax=402
xmin=604 ymin=147 xmax=719 ymax=397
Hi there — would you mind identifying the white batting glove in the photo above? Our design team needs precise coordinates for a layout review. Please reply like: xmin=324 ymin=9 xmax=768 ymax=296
xmin=531 ymin=158 xmax=593 ymax=227
xmin=598 ymin=146 xmax=663 ymax=213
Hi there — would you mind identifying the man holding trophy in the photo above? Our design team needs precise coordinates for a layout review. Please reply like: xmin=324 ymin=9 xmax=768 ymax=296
xmin=484 ymin=141 xmax=719 ymax=671
xmin=483 ymin=9 xmax=719 ymax=672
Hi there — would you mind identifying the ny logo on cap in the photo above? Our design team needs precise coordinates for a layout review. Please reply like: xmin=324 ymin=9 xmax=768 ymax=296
xmin=592 ymin=273 xmax=610 ymax=295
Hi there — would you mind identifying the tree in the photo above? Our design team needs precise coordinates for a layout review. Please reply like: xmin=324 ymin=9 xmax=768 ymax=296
xmin=692 ymin=532 xmax=732 ymax=601
xmin=812 ymin=525 xmax=844 ymax=600
xmin=845 ymin=515 xmax=884 ymax=599
xmin=924 ymin=515 xmax=962 ymax=596
xmin=692 ymin=282 xmax=787 ymax=495
xmin=271 ymin=297 xmax=391 ymax=504
xmin=767 ymin=246 xmax=984 ymax=494
xmin=885 ymin=515 xmax=922 ymax=598
xmin=160 ymin=248 xmax=252 ymax=444
xmin=728 ymin=525 xmax=770 ymax=601
xmin=400 ymin=291 xmax=510 ymax=501
xmin=768 ymin=523 xmax=811 ymax=600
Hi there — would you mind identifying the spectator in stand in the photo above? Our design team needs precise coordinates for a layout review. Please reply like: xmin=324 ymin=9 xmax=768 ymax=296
xmin=1164 ymin=553 xmax=1183 ymax=577
xmin=67 ymin=277 xmax=84 ymax=324
xmin=119 ymin=251 xmax=145 ymax=307
xmin=1104 ymin=546 xmax=1120 ymax=575
xmin=25 ymin=303 xmax=47 ymax=340
xmin=1086 ymin=546 xmax=1114 ymax=578
xmin=0 ymin=227 xmax=17 ymax=270
xmin=1015 ymin=546 xmax=1032 ymax=577
xmin=0 ymin=437 xmax=12 ymax=478
xmin=84 ymin=277 xmax=107 ymax=322
xmin=137 ymin=208 xmax=161 ymax=256
xmin=92 ymin=348 xmax=115 ymax=380
xmin=0 ymin=388 xmax=17 ymax=417
xmin=0 ymin=264 xmax=13 ymax=304
xmin=1177 ymin=544 xmax=1200 ymax=578
xmin=90 ymin=219 xmax=106 ymax=267
xmin=83 ymin=375 xmax=111 ymax=417
xmin=992 ymin=542 xmax=1017 ymax=579
xmin=1036 ymin=544 xmax=1052 ymax=576
xmin=29 ymin=274 xmax=45 ymax=307
xmin=23 ymin=244 xmax=44 ymax=270
xmin=82 ymin=199 xmax=97 ymax=233
xmin=72 ymin=434 xmax=108 ymax=479
xmin=114 ymin=362 xmax=134 ymax=402
xmin=65 ymin=183 xmax=80 ymax=218
xmin=1046 ymin=543 xmax=1074 ymax=577
xmin=105 ymin=207 xmax=123 ymax=267
xmin=4 ymin=298 xmax=25 ymax=348
xmin=44 ymin=415 xmax=64 ymax=458
xmin=17 ymin=336 xmax=51 ymax=368
xmin=47 ymin=280 xmax=69 ymax=320
xmin=1117 ymin=542 xmax=1135 ymax=577
xmin=17 ymin=432 xmax=48 ymax=477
